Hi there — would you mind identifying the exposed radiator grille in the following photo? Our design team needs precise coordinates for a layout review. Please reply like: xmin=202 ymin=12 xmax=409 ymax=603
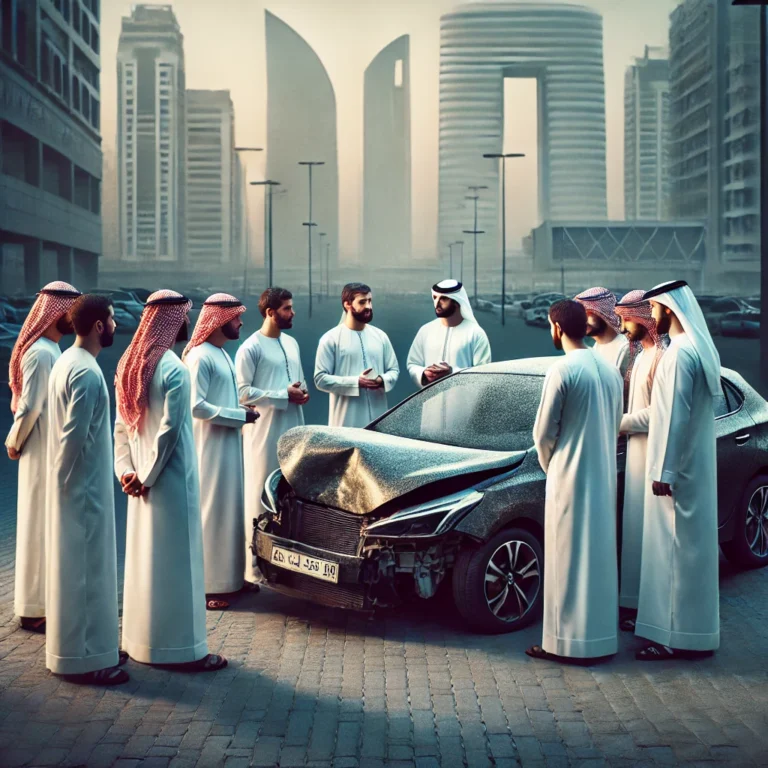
xmin=291 ymin=501 xmax=363 ymax=556
xmin=279 ymin=570 xmax=366 ymax=610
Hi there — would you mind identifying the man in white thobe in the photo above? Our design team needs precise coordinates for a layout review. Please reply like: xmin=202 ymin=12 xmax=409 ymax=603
xmin=407 ymin=279 xmax=491 ymax=388
xmin=236 ymin=287 xmax=308 ymax=583
xmin=575 ymin=287 xmax=631 ymax=379
xmin=182 ymin=294 xmax=259 ymax=609
xmin=614 ymin=291 xmax=666 ymax=626
xmin=314 ymin=282 xmax=399 ymax=428
xmin=634 ymin=280 xmax=721 ymax=661
xmin=6 ymin=281 xmax=80 ymax=633
xmin=528 ymin=299 xmax=623 ymax=662
xmin=47 ymin=294 xmax=127 ymax=684
xmin=115 ymin=290 xmax=226 ymax=671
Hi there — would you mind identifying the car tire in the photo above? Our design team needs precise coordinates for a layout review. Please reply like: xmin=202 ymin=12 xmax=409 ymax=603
xmin=452 ymin=527 xmax=544 ymax=634
xmin=721 ymin=474 xmax=768 ymax=569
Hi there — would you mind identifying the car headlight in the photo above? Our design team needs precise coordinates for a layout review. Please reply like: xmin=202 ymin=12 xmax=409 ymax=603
xmin=364 ymin=490 xmax=484 ymax=538
xmin=261 ymin=468 xmax=283 ymax=514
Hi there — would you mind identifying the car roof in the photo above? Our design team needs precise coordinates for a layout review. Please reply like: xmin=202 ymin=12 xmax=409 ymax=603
xmin=459 ymin=357 xmax=559 ymax=377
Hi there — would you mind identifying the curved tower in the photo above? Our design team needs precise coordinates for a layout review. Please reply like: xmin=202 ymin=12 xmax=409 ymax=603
xmin=439 ymin=1 xmax=607 ymax=273
xmin=266 ymin=11 xmax=338 ymax=279
xmin=363 ymin=35 xmax=411 ymax=266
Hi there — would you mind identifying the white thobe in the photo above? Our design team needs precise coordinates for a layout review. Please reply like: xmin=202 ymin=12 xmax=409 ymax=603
xmin=6 ymin=338 xmax=59 ymax=618
xmin=186 ymin=342 xmax=247 ymax=594
xmin=46 ymin=347 xmax=119 ymax=674
xmin=635 ymin=334 xmax=719 ymax=651
xmin=115 ymin=350 xmax=208 ymax=664
xmin=592 ymin=334 xmax=630 ymax=377
xmin=314 ymin=324 xmax=399 ymax=428
xmin=406 ymin=318 xmax=491 ymax=388
xmin=618 ymin=348 xmax=657 ymax=609
xmin=235 ymin=331 xmax=306 ymax=582
xmin=533 ymin=350 xmax=623 ymax=658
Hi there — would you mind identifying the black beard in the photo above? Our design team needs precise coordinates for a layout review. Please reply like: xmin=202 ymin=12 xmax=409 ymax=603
xmin=276 ymin=315 xmax=293 ymax=330
xmin=221 ymin=321 xmax=240 ymax=340
xmin=352 ymin=308 xmax=373 ymax=324
xmin=552 ymin=334 xmax=563 ymax=352
xmin=100 ymin=328 xmax=115 ymax=348
xmin=176 ymin=322 xmax=189 ymax=343
xmin=56 ymin=316 xmax=74 ymax=335
xmin=586 ymin=316 xmax=607 ymax=337
xmin=435 ymin=301 xmax=457 ymax=318
xmin=656 ymin=314 xmax=671 ymax=336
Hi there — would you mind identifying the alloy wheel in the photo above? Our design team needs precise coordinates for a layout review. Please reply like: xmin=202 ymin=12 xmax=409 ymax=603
xmin=746 ymin=485 xmax=768 ymax=558
xmin=484 ymin=540 xmax=541 ymax=622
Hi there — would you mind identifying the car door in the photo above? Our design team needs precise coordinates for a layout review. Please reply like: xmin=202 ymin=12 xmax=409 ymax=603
xmin=714 ymin=378 xmax=755 ymax=527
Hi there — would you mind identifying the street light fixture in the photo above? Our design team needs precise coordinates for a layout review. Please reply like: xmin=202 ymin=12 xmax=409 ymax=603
xmin=483 ymin=153 xmax=525 ymax=326
xmin=250 ymin=180 xmax=281 ymax=289
xmin=464 ymin=185 xmax=488 ymax=308
xmin=234 ymin=147 xmax=263 ymax=296
xmin=299 ymin=161 xmax=325 ymax=317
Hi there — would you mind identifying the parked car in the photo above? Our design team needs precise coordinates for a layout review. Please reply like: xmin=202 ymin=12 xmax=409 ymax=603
xmin=704 ymin=297 xmax=752 ymax=335
xmin=112 ymin=307 xmax=140 ymax=333
xmin=508 ymin=298 xmax=534 ymax=317
xmin=721 ymin=311 xmax=760 ymax=339
xmin=0 ymin=300 xmax=20 ymax=325
xmin=120 ymin=287 xmax=152 ymax=303
xmin=524 ymin=294 xmax=564 ymax=324
xmin=254 ymin=358 xmax=768 ymax=633
xmin=91 ymin=289 xmax=145 ymax=321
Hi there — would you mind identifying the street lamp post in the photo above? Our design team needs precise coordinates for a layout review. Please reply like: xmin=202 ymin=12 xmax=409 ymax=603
xmin=483 ymin=153 xmax=525 ymax=326
xmin=250 ymin=180 xmax=280 ymax=289
xmin=318 ymin=232 xmax=327 ymax=302
xmin=464 ymin=185 xmax=488 ymax=307
xmin=448 ymin=242 xmax=454 ymax=276
xmin=299 ymin=161 xmax=325 ymax=318
xmin=234 ymin=147 xmax=263 ymax=295
xmin=326 ymin=241 xmax=331 ymax=297
xmin=454 ymin=241 xmax=465 ymax=283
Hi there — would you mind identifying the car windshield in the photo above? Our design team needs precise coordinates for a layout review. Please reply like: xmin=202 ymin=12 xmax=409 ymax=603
xmin=370 ymin=372 xmax=544 ymax=453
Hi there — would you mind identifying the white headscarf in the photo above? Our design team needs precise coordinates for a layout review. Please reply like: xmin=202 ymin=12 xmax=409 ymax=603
xmin=432 ymin=279 xmax=477 ymax=323
xmin=643 ymin=281 xmax=721 ymax=396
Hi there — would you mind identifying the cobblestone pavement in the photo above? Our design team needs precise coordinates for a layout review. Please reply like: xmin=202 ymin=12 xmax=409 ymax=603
xmin=1 ymin=409 xmax=768 ymax=767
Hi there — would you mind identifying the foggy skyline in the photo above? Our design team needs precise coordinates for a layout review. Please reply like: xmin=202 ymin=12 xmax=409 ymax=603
xmin=100 ymin=0 xmax=679 ymax=264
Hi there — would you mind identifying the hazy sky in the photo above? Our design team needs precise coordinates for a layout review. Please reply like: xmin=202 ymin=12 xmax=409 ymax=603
xmin=101 ymin=0 xmax=679 ymax=262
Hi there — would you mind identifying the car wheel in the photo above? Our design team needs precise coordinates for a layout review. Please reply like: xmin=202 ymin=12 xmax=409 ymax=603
xmin=452 ymin=527 xmax=543 ymax=633
xmin=721 ymin=474 xmax=768 ymax=569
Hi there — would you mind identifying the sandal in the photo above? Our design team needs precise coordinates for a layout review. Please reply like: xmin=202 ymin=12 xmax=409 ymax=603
xmin=635 ymin=643 xmax=715 ymax=661
xmin=20 ymin=617 xmax=46 ymax=634
xmin=619 ymin=617 xmax=636 ymax=632
xmin=80 ymin=666 xmax=130 ymax=686
xmin=187 ymin=653 xmax=228 ymax=672
xmin=241 ymin=581 xmax=261 ymax=593
xmin=119 ymin=650 xmax=129 ymax=666
xmin=525 ymin=645 xmax=561 ymax=662
xmin=206 ymin=598 xmax=230 ymax=611
xmin=526 ymin=645 xmax=612 ymax=666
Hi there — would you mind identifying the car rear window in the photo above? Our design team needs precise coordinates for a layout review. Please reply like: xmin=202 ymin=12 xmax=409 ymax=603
xmin=370 ymin=372 xmax=544 ymax=453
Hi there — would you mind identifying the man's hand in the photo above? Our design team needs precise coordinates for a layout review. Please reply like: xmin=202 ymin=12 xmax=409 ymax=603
xmin=425 ymin=362 xmax=452 ymax=383
xmin=245 ymin=409 xmax=260 ymax=425
xmin=652 ymin=481 xmax=672 ymax=497
xmin=121 ymin=472 xmax=147 ymax=498
xmin=288 ymin=382 xmax=310 ymax=405
xmin=6 ymin=446 xmax=21 ymax=461
xmin=359 ymin=368 xmax=382 ymax=389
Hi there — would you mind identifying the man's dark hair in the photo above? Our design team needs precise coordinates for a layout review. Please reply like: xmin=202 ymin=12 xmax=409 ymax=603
xmin=549 ymin=300 xmax=587 ymax=340
xmin=70 ymin=294 xmax=112 ymax=336
xmin=259 ymin=287 xmax=292 ymax=318
xmin=341 ymin=282 xmax=371 ymax=308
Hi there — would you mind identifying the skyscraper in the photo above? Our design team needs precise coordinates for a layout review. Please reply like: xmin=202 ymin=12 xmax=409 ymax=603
xmin=363 ymin=35 xmax=411 ymax=267
xmin=117 ymin=4 xmax=185 ymax=263
xmin=624 ymin=46 xmax=670 ymax=221
xmin=185 ymin=90 xmax=236 ymax=268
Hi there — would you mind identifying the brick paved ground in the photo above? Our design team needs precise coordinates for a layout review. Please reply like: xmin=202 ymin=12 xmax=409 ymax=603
xmin=1 ymin=401 xmax=768 ymax=767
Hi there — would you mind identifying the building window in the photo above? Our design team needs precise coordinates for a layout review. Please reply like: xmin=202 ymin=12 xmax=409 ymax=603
xmin=91 ymin=96 xmax=99 ymax=129
xmin=1 ymin=121 xmax=40 ymax=186
xmin=91 ymin=25 xmax=98 ymax=54
xmin=42 ymin=144 xmax=72 ymax=200
xmin=74 ymin=166 xmax=90 ymax=209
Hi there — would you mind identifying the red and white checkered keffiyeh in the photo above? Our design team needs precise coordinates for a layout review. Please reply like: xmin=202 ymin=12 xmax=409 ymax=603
xmin=9 ymin=281 xmax=81 ymax=414
xmin=615 ymin=289 xmax=665 ymax=391
xmin=575 ymin=286 xmax=622 ymax=334
xmin=181 ymin=293 xmax=245 ymax=361
xmin=115 ymin=289 xmax=192 ymax=434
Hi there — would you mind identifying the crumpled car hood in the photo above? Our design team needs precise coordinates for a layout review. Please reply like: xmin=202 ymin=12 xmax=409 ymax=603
xmin=277 ymin=425 xmax=525 ymax=515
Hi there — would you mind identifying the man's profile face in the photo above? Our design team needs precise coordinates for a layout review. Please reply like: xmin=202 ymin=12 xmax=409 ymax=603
xmin=434 ymin=296 xmax=458 ymax=318
xmin=221 ymin=317 xmax=242 ymax=340
xmin=56 ymin=314 xmax=74 ymax=335
xmin=273 ymin=299 xmax=294 ymax=329
xmin=585 ymin=311 xmax=606 ymax=337
xmin=621 ymin=318 xmax=647 ymax=343
xmin=346 ymin=292 xmax=373 ymax=323
xmin=651 ymin=301 xmax=671 ymax=335
xmin=100 ymin=306 xmax=116 ymax=348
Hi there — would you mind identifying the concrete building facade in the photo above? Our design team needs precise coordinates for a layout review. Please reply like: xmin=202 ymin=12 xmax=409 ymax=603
xmin=624 ymin=46 xmax=670 ymax=221
xmin=117 ymin=4 xmax=185 ymax=264
xmin=438 ymin=1 xmax=608 ymax=275
xmin=363 ymin=35 xmax=411 ymax=267
xmin=265 ymin=10 xmax=338 ymax=283
xmin=0 ymin=0 xmax=102 ymax=294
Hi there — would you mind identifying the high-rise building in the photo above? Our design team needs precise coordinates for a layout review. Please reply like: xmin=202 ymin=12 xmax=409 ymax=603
xmin=117 ymin=4 xmax=185 ymax=263
xmin=363 ymin=35 xmax=411 ymax=267
xmin=438 ymin=2 xmax=608 ymax=275
xmin=185 ymin=90 xmax=235 ymax=268
xmin=624 ymin=46 xmax=670 ymax=221
xmin=0 ymin=0 xmax=102 ymax=293
xmin=265 ymin=10 xmax=338 ymax=279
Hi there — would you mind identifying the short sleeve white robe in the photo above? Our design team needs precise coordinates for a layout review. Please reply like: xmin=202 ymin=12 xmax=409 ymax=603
xmin=186 ymin=342 xmax=247 ymax=594
xmin=314 ymin=324 xmax=399 ymax=428
xmin=235 ymin=331 xmax=305 ymax=582
xmin=533 ymin=350 xmax=623 ymax=658
xmin=5 ymin=338 xmax=60 ymax=618
xmin=635 ymin=334 xmax=720 ymax=651
xmin=115 ymin=350 xmax=208 ymax=664
xmin=406 ymin=318 xmax=491 ymax=388
xmin=618 ymin=347 xmax=657 ymax=609
xmin=46 ymin=347 xmax=119 ymax=674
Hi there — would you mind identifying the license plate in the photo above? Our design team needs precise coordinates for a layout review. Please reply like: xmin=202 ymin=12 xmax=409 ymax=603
xmin=270 ymin=545 xmax=339 ymax=584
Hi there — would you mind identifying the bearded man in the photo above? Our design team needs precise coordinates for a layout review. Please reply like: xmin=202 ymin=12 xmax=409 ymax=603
xmin=6 ymin=281 xmax=80 ymax=633
xmin=575 ymin=287 xmax=631 ymax=378
xmin=314 ymin=282 xmax=399 ymax=428
xmin=183 ymin=294 xmax=259 ymax=610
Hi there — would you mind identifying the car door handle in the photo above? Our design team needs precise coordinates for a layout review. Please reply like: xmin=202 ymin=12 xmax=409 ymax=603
xmin=735 ymin=433 xmax=751 ymax=446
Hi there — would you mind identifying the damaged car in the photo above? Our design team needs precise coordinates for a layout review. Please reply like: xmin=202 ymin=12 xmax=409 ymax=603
xmin=254 ymin=358 xmax=768 ymax=633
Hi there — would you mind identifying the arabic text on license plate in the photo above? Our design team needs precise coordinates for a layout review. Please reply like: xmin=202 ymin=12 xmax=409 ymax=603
xmin=270 ymin=545 xmax=339 ymax=583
